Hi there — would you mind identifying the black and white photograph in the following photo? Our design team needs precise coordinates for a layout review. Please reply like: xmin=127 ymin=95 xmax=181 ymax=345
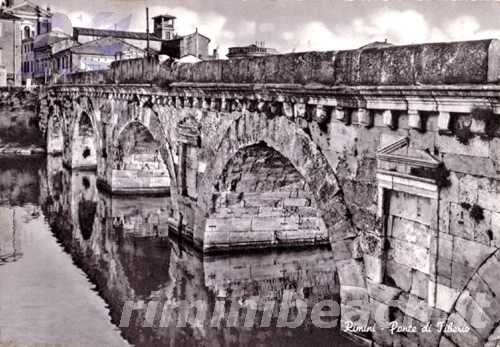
xmin=1 ymin=0 xmax=500 ymax=346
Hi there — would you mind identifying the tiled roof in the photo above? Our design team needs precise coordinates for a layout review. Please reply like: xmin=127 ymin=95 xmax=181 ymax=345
xmin=33 ymin=30 xmax=73 ymax=49
xmin=73 ymin=27 xmax=164 ymax=42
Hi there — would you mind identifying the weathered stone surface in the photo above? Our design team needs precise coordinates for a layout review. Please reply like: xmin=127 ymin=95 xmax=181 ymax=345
xmin=478 ymin=256 xmax=500 ymax=298
xmin=445 ymin=313 xmax=484 ymax=347
xmin=364 ymin=255 xmax=383 ymax=282
xmin=391 ymin=216 xmax=431 ymax=248
xmin=386 ymin=260 xmax=412 ymax=292
xmin=466 ymin=274 xmax=500 ymax=322
xmin=437 ymin=136 xmax=490 ymax=158
xmin=455 ymin=290 xmax=494 ymax=337
xmin=367 ymin=280 xmax=402 ymax=304
xmin=443 ymin=154 xmax=496 ymax=178
xmin=388 ymin=191 xmax=433 ymax=226
xmin=432 ymin=281 xmax=460 ymax=312
xmin=410 ymin=270 xmax=429 ymax=300
xmin=337 ymin=259 xmax=366 ymax=288
xmin=388 ymin=238 xmax=430 ymax=274
xmin=453 ymin=237 xmax=494 ymax=269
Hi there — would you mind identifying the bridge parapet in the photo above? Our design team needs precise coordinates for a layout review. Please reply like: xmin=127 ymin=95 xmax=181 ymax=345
xmin=56 ymin=39 xmax=500 ymax=86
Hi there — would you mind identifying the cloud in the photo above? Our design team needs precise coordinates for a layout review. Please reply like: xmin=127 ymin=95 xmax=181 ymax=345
xmin=52 ymin=2 xmax=500 ymax=58
xmin=67 ymin=11 xmax=93 ymax=27
xmin=278 ymin=9 xmax=500 ymax=54
xmin=443 ymin=16 xmax=500 ymax=41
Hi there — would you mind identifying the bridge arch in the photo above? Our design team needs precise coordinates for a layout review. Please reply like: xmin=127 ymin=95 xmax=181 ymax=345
xmin=197 ymin=112 xmax=356 ymax=244
xmin=109 ymin=105 xmax=178 ymax=189
xmin=69 ymin=109 xmax=100 ymax=170
xmin=195 ymin=112 xmax=369 ymax=329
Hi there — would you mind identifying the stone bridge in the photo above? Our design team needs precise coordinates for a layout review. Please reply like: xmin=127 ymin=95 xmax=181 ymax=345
xmin=39 ymin=39 xmax=500 ymax=347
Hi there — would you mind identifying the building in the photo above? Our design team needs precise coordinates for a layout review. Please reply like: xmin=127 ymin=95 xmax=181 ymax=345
xmin=160 ymin=28 xmax=211 ymax=60
xmin=152 ymin=14 xmax=175 ymax=41
xmin=227 ymin=43 xmax=278 ymax=59
xmin=74 ymin=14 xmax=214 ymax=61
xmin=0 ymin=10 xmax=20 ymax=86
xmin=33 ymin=29 xmax=74 ymax=82
xmin=153 ymin=14 xmax=211 ymax=59
xmin=52 ymin=36 xmax=145 ymax=75
xmin=0 ymin=0 xmax=52 ymax=86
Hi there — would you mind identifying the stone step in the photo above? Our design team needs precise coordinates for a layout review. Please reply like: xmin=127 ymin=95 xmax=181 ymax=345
xmin=206 ymin=215 xmax=321 ymax=233
xmin=220 ymin=191 xmax=312 ymax=205
xmin=215 ymin=205 xmax=319 ymax=218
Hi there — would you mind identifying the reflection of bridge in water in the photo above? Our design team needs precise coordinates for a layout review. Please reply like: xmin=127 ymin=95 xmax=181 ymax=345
xmin=39 ymin=156 xmax=350 ymax=346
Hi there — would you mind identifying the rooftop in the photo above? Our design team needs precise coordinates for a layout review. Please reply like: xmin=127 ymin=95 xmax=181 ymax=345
xmin=63 ymin=36 xmax=145 ymax=56
xmin=153 ymin=14 xmax=176 ymax=20
xmin=34 ymin=29 xmax=72 ymax=49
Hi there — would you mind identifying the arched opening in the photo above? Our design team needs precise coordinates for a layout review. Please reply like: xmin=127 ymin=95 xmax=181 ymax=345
xmin=71 ymin=111 xmax=98 ymax=169
xmin=108 ymin=121 xmax=170 ymax=195
xmin=205 ymin=142 xmax=328 ymax=251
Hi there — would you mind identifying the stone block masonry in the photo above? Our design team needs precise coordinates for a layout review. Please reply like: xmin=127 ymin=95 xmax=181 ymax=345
xmin=42 ymin=39 xmax=500 ymax=347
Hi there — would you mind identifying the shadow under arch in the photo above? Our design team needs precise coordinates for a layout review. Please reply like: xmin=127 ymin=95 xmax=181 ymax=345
xmin=204 ymin=141 xmax=329 ymax=251
xmin=100 ymin=120 xmax=171 ymax=196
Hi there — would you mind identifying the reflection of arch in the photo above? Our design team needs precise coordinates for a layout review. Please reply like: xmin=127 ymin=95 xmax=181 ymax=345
xmin=438 ymin=248 xmax=500 ymax=346
xmin=117 ymin=236 xmax=171 ymax=299
xmin=197 ymin=112 xmax=368 ymax=330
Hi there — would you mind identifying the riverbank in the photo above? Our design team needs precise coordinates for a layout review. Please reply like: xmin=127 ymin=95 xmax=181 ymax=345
xmin=0 ymin=144 xmax=45 ymax=156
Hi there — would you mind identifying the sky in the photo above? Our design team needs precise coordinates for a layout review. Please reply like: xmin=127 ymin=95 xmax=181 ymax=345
xmin=25 ymin=0 xmax=500 ymax=57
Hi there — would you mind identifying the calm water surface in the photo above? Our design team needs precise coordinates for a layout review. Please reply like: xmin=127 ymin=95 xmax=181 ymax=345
xmin=0 ymin=156 xmax=359 ymax=347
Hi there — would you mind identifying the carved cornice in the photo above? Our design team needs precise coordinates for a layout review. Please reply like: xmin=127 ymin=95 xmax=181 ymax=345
xmin=48 ymin=83 xmax=500 ymax=136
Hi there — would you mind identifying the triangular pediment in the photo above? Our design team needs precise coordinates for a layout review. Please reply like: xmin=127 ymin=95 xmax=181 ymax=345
xmin=376 ymin=136 xmax=444 ymax=199
xmin=9 ymin=1 xmax=50 ymax=17
xmin=377 ymin=136 xmax=440 ymax=169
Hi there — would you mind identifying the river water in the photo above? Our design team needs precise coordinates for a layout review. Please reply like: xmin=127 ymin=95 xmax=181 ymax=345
xmin=0 ymin=156 xmax=359 ymax=347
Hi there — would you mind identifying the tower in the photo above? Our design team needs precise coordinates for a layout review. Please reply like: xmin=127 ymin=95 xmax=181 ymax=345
xmin=153 ymin=14 xmax=176 ymax=41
